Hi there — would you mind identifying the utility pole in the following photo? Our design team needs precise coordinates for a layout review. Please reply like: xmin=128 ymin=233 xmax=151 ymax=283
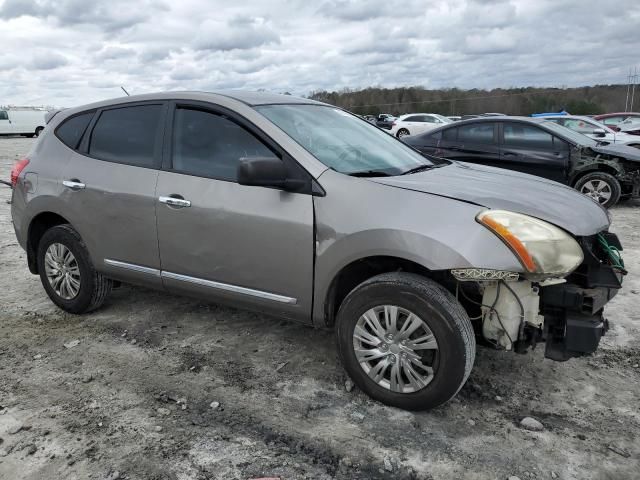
xmin=630 ymin=67 xmax=638 ymax=112
xmin=626 ymin=67 xmax=639 ymax=112
xmin=625 ymin=68 xmax=631 ymax=112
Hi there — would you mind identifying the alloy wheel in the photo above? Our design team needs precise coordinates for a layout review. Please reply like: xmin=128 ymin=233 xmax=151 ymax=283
xmin=352 ymin=305 xmax=439 ymax=393
xmin=44 ymin=243 xmax=81 ymax=300
xmin=581 ymin=179 xmax=612 ymax=204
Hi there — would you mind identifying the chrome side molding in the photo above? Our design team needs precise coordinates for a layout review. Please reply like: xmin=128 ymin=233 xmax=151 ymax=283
xmin=103 ymin=258 xmax=297 ymax=305
xmin=161 ymin=270 xmax=297 ymax=304
xmin=104 ymin=259 xmax=160 ymax=276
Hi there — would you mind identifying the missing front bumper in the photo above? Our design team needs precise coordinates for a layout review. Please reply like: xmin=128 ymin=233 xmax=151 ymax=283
xmin=539 ymin=232 xmax=624 ymax=361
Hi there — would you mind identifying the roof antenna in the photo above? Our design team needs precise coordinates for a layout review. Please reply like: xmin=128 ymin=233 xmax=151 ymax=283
xmin=121 ymin=86 xmax=130 ymax=96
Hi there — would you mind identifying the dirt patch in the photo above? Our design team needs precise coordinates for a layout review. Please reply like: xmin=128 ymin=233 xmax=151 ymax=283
xmin=1 ymin=137 xmax=639 ymax=479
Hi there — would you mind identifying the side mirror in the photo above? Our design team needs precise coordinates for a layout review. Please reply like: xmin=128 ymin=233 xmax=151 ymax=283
xmin=592 ymin=128 xmax=607 ymax=137
xmin=237 ymin=157 xmax=306 ymax=192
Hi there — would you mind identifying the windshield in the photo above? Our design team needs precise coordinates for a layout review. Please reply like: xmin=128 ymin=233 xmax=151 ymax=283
xmin=541 ymin=120 xmax=598 ymax=146
xmin=256 ymin=104 xmax=435 ymax=175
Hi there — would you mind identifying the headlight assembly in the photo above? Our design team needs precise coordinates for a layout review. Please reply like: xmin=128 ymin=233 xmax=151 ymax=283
xmin=477 ymin=210 xmax=584 ymax=277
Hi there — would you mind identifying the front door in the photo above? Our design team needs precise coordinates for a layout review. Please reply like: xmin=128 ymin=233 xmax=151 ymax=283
xmin=155 ymin=104 xmax=315 ymax=322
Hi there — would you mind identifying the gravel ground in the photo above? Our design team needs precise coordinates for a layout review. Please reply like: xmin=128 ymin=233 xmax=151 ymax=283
xmin=0 ymin=137 xmax=638 ymax=480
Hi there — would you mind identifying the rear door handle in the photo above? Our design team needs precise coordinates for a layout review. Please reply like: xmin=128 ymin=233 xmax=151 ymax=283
xmin=63 ymin=180 xmax=86 ymax=190
xmin=159 ymin=195 xmax=191 ymax=208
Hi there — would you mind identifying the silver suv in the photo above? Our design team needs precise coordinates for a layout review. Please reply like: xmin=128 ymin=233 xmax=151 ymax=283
xmin=9 ymin=92 xmax=625 ymax=410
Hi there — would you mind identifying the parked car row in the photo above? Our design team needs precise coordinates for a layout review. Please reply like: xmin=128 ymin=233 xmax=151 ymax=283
xmin=593 ymin=112 xmax=640 ymax=132
xmin=363 ymin=113 xmax=396 ymax=130
xmin=403 ymin=116 xmax=640 ymax=207
xmin=389 ymin=113 xmax=452 ymax=137
xmin=539 ymin=115 xmax=640 ymax=147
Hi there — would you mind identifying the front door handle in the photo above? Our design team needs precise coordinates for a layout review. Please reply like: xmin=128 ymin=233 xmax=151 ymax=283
xmin=159 ymin=195 xmax=191 ymax=208
xmin=63 ymin=180 xmax=86 ymax=190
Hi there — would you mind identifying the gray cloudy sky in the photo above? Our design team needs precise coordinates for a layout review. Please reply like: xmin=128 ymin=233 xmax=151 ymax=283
xmin=1 ymin=0 xmax=639 ymax=106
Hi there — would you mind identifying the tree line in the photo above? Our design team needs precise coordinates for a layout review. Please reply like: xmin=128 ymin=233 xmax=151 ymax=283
xmin=308 ymin=84 xmax=633 ymax=116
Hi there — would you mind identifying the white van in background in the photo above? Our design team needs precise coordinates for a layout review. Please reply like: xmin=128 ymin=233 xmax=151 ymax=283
xmin=0 ymin=108 xmax=47 ymax=137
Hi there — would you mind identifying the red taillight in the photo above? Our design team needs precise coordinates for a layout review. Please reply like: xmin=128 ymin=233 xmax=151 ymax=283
xmin=391 ymin=122 xmax=396 ymax=126
xmin=10 ymin=158 xmax=29 ymax=187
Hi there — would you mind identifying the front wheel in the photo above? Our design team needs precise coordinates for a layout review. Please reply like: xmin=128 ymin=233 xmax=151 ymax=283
xmin=37 ymin=224 xmax=112 ymax=314
xmin=396 ymin=128 xmax=410 ymax=138
xmin=574 ymin=171 xmax=621 ymax=208
xmin=336 ymin=273 xmax=475 ymax=410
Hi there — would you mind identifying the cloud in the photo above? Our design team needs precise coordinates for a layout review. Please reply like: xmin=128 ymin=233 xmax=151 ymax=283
xmin=193 ymin=16 xmax=280 ymax=52
xmin=0 ymin=0 xmax=638 ymax=106
xmin=30 ymin=52 xmax=69 ymax=70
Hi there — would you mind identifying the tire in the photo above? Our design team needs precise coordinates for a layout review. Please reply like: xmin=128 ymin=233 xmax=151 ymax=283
xmin=37 ymin=224 xmax=112 ymax=314
xmin=574 ymin=171 xmax=621 ymax=208
xmin=336 ymin=272 xmax=475 ymax=411
xmin=396 ymin=128 xmax=410 ymax=138
xmin=33 ymin=127 xmax=43 ymax=138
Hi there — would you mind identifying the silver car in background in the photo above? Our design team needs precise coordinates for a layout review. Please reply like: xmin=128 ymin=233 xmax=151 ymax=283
xmin=9 ymin=91 xmax=625 ymax=410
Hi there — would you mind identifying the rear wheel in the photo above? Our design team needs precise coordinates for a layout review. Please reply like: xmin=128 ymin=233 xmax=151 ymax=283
xmin=37 ymin=224 xmax=112 ymax=314
xmin=336 ymin=272 xmax=475 ymax=410
xmin=33 ymin=127 xmax=43 ymax=138
xmin=575 ymin=171 xmax=621 ymax=208
xmin=396 ymin=128 xmax=410 ymax=138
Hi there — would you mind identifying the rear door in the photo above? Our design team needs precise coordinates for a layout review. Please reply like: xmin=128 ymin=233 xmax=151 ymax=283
xmin=154 ymin=102 xmax=315 ymax=322
xmin=499 ymin=122 xmax=569 ymax=183
xmin=60 ymin=102 xmax=167 ymax=286
xmin=0 ymin=110 xmax=13 ymax=134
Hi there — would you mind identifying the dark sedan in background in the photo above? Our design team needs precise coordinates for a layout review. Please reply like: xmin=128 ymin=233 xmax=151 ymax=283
xmin=402 ymin=117 xmax=640 ymax=207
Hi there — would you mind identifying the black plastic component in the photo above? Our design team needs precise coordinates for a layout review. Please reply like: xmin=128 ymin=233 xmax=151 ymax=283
xmin=237 ymin=156 xmax=307 ymax=192
xmin=544 ymin=311 xmax=607 ymax=362
xmin=542 ymin=283 xmax=618 ymax=314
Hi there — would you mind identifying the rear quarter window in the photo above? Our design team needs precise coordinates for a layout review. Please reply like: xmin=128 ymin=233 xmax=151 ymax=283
xmin=55 ymin=112 xmax=95 ymax=150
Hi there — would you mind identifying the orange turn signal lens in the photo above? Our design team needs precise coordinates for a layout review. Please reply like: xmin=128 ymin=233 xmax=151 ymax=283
xmin=478 ymin=215 xmax=537 ymax=273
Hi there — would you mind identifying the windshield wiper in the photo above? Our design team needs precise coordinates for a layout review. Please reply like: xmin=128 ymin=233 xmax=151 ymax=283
xmin=347 ymin=170 xmax=392 ymax=177
xmin=401 ymin=164 xmax=436 ymax=175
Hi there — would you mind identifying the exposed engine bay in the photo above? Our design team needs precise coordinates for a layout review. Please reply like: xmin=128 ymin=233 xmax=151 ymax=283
xmin=456 ymin=231 xmax=625 ymax=362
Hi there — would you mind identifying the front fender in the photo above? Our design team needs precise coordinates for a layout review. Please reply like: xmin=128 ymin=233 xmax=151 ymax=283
xmin=311 ymin=170 xmax=523 ymax=325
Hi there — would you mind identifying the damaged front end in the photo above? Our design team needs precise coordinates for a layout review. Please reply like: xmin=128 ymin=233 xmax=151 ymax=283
xmin=454 ymin=231 xmax=625 ymax=362
xmin=572 ymin=146 xmax=640 ymax=198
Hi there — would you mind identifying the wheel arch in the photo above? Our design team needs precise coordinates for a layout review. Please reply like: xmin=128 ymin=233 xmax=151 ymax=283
xmin=321 ymin=255 xmax=442 ymax=328
xmin=27 ymin=211 xmax=71 ymax=274
xmin=570 ymin=163 xmax=622 ymax=187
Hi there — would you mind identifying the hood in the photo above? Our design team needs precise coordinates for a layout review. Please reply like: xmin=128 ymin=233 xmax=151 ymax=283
xmin=588 ymin=143 xmax=640 ymax=162
xmin=370 ymin=162 xmax=609 ymax=236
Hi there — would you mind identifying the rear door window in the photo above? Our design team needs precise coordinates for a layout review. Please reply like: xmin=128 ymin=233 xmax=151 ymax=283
xmin=171 ymin=107 xmax=275 ymax=182
xmin=89 ymin=104 xmax=163 ymax=168
xmin=0 ymin=111 xmax=8 ymax=120
xmin=503 ymin=123 xmax=554 ymax=149
xmin=458 ymin=123 xmax=496 ymax=144
xmin=56 ymin=112 xmax=94 ymax=150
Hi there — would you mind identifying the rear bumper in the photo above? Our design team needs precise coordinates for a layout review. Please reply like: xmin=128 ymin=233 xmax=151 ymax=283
xmin=539 ymin=233 xmax=624 ymax=361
